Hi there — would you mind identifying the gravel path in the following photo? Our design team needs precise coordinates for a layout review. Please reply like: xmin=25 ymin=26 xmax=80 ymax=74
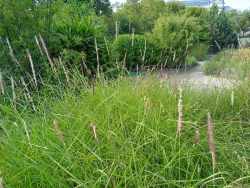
xmin=162 ymin=62 xmax=236 ymax=89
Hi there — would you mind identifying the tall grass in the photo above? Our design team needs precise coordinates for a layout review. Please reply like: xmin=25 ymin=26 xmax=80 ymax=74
xmin=204 ymin=48 xmax=250 ymax=80
xmin=0 ymin=68 xmax=250 ymax=187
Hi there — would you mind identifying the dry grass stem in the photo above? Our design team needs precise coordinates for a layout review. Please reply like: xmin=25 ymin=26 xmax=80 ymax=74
xmin=90 ymin=122 xmax=99 ymax=144
xmin=53 ymin=120 xmax=66 ymax=147
xmin=122 ymin=52 xmax=127 ymax=71
xmin=144 ymin=98 xmax=150 ymax=117
xmin=27 ymin=49 xmax=37 ymax=88
xmin=104 ymin=37 xmax=110 ymax=57
xmin=0 ymin=72 xmax=5 ymax=96
xmin=132 ymin=28 xmax=134 ymax=46
xmin=39 ymin=34 xmax=56 ymax=72
xmin=92 ymin=78 xmax=95 ymax=94
xmin=20 ymin=77 xmax=36 ymax=112
xmin=23 ymin=120 xmax=32 ymax=148
xmin=95 ymin=38 xmax=100 ymax=76
xmin=35 ymin=36 xmax=43 ymax=56
xmin=193 ymin=130 xmax=200 ymax=145
xmin=116 ymin=21 xmax=119 ymax=39
xmin=207 ymin=112 xmax=216 ymax=170
xmin=6 ymin=37 xmax=20 ymax=67
xmin=177 ymin=84 xmax=183 ymax=134
xmin=173 ymin=74 xmax=178 ymax=95
xmin=59 ymin=57 xmax=70 ymax=84
xmin=10 ymin=76 xmax=16 ymax=107
xmin=0 ymin=177 xmax=3 ymax=188
xmin=142 ymin=39 xmax=146 ymax=63
xmin=231 ymin=90 xmax=234 ymax=106
xmin=39 ymin=74 xmax=45 ymax=86
xmin=242 ymin=156 xmax=249 ymax=172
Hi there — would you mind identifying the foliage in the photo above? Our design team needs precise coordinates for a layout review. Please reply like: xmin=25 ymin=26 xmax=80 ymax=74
xmin=112 ymin=34 xmax=160 ymax=69
xmin=204 ymin=49 xmax=250 ymax=80
xmin=165 ymin=1 xmax=186 ymax=15
xmin=0 ymin=0 xmax=48 ymax=74
xmin=204 ymin=4 xmax=238 ymax=53
xmin=238 ymin=10 xmax=250 ymax=35
xmin=139 ymin=0 xmax=166 ymax=32
xmin=225 ymin=10 xmax=241 ymax=33
xmin=1 ymin=67 xmax=250 ymax=187
xmin=189 ymin=43 xmax=209 ymax=61
xmin=105 ymin=8 xmax=144 ymax=37
xmin=51 ymin=14 xmax=108 ymax=72
xmin=106 ymin=0 xmax=165 ymax=35
xmin=185 ymin=6 xmax=208 ymax=18
xmin=151 ymin=15 xmax=197 ymax=67
xmin=186 ymin=56 xmax=198 ymax=66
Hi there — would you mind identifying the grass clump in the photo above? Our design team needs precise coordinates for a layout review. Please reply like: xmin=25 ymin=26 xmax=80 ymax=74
xmin=204 ymin=49 xmax=250 ymax=80
xmin=0 ymin=72 xmax=250 ymax=187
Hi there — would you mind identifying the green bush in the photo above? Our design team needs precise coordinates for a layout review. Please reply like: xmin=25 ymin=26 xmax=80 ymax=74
xmin=189 ymin=43 xmax=209 ymax=61
xmin=204 ymin=4 xmax=238 ymax=53
xmin=112 ymin=34 xmax=160 ymax=70
xmin=203 ymin=49 xmax=250 ymax=79
xmin=151 ymin=15 xmax=197 ymax=68
xmin=186 ymin=56 xmax=198 ymax=66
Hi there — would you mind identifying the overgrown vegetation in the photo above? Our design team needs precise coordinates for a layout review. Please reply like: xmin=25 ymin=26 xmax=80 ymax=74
xmin=204 ymin=48 xmax=250 ymax=80
xmin=0 ymin=0 xmax=250 ymax=187
xmin=1 ymin=61 xmax=250 ymax=187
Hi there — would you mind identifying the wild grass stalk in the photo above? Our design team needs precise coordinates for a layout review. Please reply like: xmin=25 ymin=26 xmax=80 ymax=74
xmin=6 ymin=37 xmax=20 ymax=67
xmin=20 ymin=77 xmax=36 ymax=112
xmin=35 ymin=36 xmax=43 ymax=56
xmin=10 ymin=76 xmax=16 ymax=107
xmin=104 ymin=37 xmax=110 ymax=57
xmin=23 ymin=120 xmax=32 ymax=148
xmin=115 ymin=21 xmax=118 ymax=39
xmin=27 ymin=49 xmax=37 ymax=89
xmin=122 ymin=52 xmax=127 ymax=71
xmin=207 ymin=112 xmax=216 ymax=171
xmin=193 ymin=130 xmax=200 ymax=145
xmin=59 ymin=57 xmax=70 ymax=84
xmin=39 ymin=34 xmax=56 ymax=72
xmin=95 ymin=38 xmax=100 ymax=77
xmin=53 ymin=120 xmax=65 ymax=147
xmin=90 ymin=122 xmax=99 ymax=144
xmin=132 ymin=28 xmax=134 ymax=46
xmin=0 ymin=177 xmax=3 ymax=188
xmin=0 ymin=72 xmax=5 ymax=96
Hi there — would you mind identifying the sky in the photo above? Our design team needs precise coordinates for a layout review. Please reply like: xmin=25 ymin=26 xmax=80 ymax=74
xmin=109 ymin=0 xmax=250 ymax=11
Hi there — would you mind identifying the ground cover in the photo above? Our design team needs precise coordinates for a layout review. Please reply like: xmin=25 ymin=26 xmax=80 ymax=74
xmin=0 ymin=69 xmax=250 ymax=187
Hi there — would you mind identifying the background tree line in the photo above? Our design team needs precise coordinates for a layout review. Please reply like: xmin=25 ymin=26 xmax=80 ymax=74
xmin=0 ymin=0 xmax=249 ymax=80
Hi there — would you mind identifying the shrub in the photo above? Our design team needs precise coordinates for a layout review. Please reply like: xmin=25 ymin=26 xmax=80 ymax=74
xmin=203 ymin=49 xmax=250 ymax=79
xmin=150 ymin=15 xmax=197 ymax=68
xmin=204 ymin=4 xmax=238 ymax=53
xmin=112 ymin=34 xmax=160 ymax=70
xmin=189 ymin=43 xmax=209 ymax=61
xmin=187 ymin=56 xmax=198 ymax=66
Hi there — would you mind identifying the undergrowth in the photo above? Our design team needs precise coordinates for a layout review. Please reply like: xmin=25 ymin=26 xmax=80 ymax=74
xmin=204 ymin=48 xmax=250 ymax=80
xmin=0 ymin=71 xmax=250 ymax=187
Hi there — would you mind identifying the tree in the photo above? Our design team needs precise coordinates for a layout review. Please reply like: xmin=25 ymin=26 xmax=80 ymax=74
xmin=165 ymin=1 xmax=186 ymax=15
xmin=225 ymin=10 xmax=240 ymax=33
xmin=68 ymin=0 xmax=112 ymax=16
xmin=140 ymin=0 xmax=166 ymax=32
xmin=205 ymin=4 xmax=238 ymax=52
xmin=239 ymin=10 xmax=250 ymax=35
xmin=185 ymin=6 xmax=207 ymax=18
xmin=151 ymin=15 xmax=197 ymax=67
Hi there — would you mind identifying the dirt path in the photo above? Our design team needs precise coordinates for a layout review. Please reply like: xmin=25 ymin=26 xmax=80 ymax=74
xmin=163 ymin=62 xmax=236 ymax=89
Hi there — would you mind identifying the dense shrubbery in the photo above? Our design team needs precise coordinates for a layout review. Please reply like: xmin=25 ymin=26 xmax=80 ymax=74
xmin=204 ymin=49 xmax=250 ymax=79
xmin=112 ymin=34 xmax=160 ymax=69
xmin=150 ymin=15 xmax=197 ymax=67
